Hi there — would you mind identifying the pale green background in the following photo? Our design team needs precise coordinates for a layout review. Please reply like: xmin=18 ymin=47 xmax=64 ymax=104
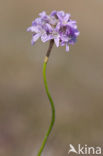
xmin=0 ymin=0 xmax=103 ymax=155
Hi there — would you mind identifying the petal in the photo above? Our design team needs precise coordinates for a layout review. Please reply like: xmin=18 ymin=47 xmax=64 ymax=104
xmin=45 ymin=23 xmax=53 ymax=32
xmin=27 ymin=26 xmax=39 ymax=33
xmin=69 ymin=36 xmax=77 ymax=45
xmin=32 ymin=17 xmax=41 ymax=25
xmin=41 ymin=33 xmax=48 ymax=42
xmin=55 ymin=22 xmax=61 ymax=31
xmin=57 ymin=11 xmax=65 ymax=17
xmin=39 ymin=11 xmax=46 ymax=17
xmin=41 ymin=33 xmax=53 ymax=42
xmin=67 ymin=22 xmax=77 ymax=29
xmin=57 ymin=11 xmax=65 ymax=21
xmin=31 ymin=33 xmax=41 ymax=44
xmin=27 ymin=26 xmax=33 ymax=32
xmin=51 ymin=10 xmax=57 ymax=16
xmin=64 ymin=13 xmax=71 ymax=22
xmin=66 ymin=43 xmax=69 ymax=52
xmin=54 ymin=36 xmax=59 ymax=47
xmin=60 ymin=41 xmax=65 ymax=46
xmin=70 ymin=20 xmax=77 ymax=24
xmin=60 ymin=35 xmax=69 ymax=42
xmin=75 ymin=31 xmax=80 ymax=36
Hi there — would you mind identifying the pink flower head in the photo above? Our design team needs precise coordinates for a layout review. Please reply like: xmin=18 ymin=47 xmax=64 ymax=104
xmin=27 ymin=11 xmax=80 ymax=52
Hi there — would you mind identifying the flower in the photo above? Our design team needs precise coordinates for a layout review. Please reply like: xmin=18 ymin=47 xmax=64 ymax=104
xmin=27 ymin=10 xmax=80 ymax=52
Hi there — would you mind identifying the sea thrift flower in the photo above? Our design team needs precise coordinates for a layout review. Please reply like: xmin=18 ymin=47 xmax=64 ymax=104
xmin=27 ymin=11 xmax=80 ymax=156
xmin=27 ymin=10 xmax=79 ymax=51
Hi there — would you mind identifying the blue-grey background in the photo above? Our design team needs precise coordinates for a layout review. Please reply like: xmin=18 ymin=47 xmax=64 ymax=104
xmin=0 ymin=0 xmax=103 ymax=155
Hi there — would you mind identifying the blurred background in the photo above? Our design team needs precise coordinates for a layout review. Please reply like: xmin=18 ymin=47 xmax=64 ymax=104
xmin=0 ymin=0 xmax=103 ymax=155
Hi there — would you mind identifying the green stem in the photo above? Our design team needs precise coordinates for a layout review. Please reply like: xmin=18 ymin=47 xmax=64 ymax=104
xmin=37 ymin=58 xmax=55 ymax=156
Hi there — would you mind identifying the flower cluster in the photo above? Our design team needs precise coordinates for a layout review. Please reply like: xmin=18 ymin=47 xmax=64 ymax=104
xmin=27 ymin=11 xmax=80 ymax=51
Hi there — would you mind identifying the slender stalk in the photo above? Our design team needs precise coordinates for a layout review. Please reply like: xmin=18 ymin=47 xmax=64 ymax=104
xmin=37 ymin=40 xmax=55 ymax=156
